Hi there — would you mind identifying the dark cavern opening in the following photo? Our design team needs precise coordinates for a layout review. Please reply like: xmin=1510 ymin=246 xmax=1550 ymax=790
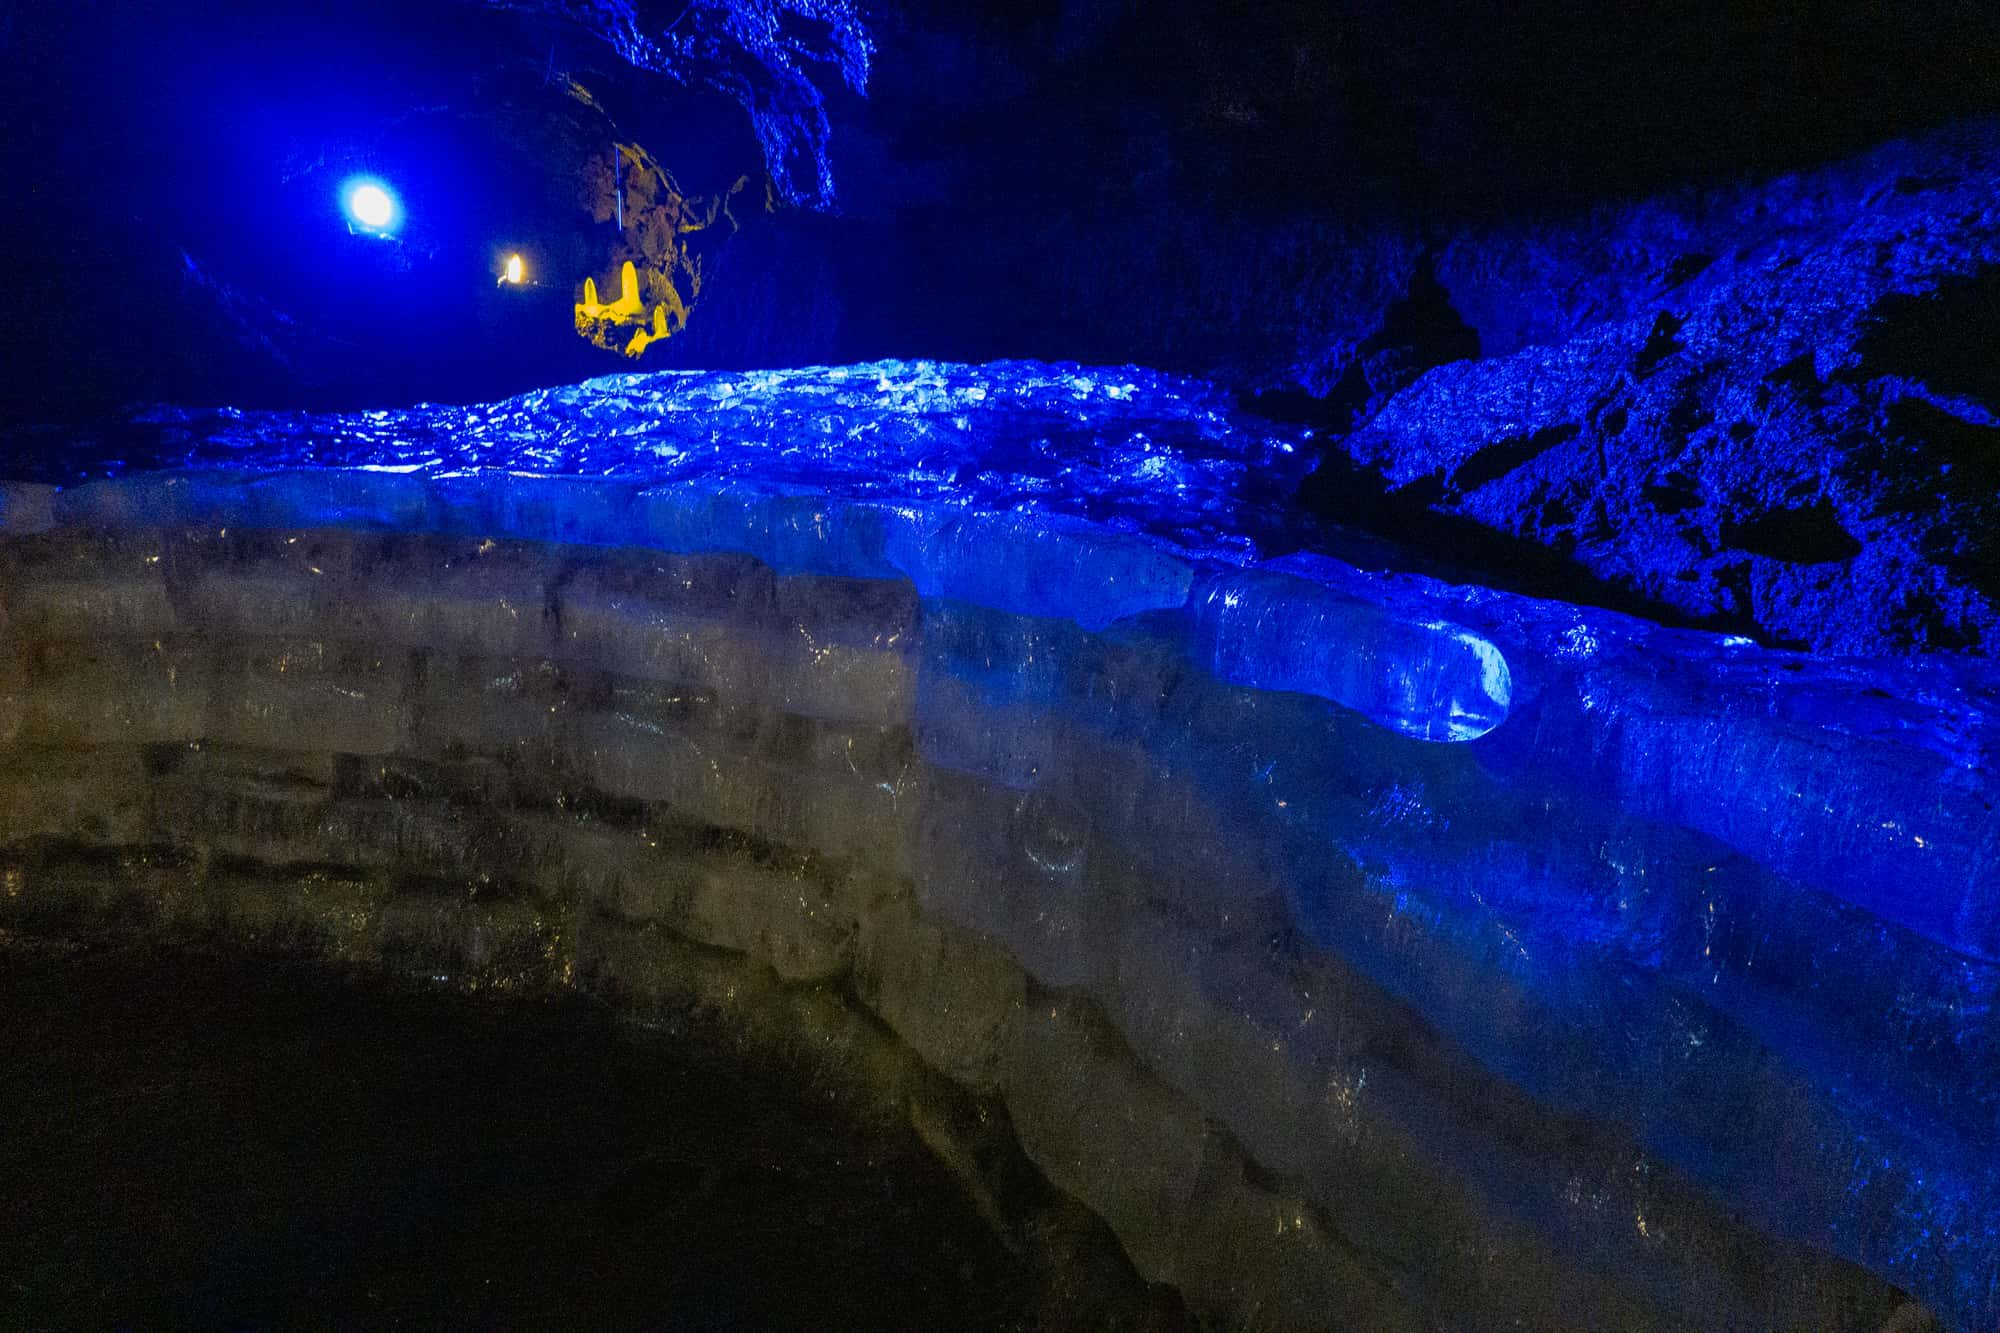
xmin=2 ymin=2 xmax=1997 ymax=1329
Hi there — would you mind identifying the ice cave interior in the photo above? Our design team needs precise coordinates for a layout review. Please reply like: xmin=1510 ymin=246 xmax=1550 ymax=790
xmin=2 ymin=2 xmax=1998 ymax=1329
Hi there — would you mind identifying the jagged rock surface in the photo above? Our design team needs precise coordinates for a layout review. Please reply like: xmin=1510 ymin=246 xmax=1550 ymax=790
xmin=1306 ymin=125 xmax=2000 ymax=658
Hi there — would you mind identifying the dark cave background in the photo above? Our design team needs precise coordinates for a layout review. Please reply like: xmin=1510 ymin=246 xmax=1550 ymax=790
xmin=4 ymin=0 xmax=1999 ymax=655
xmin=7 ymin=0 xmax=1996 ymax=412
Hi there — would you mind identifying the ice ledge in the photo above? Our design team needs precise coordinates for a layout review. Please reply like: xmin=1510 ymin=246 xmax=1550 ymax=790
xmin=2 ymin=469 xmax=1516 ymax=744
xmin=5 ymin=460 xmax=1996 ymax=967
xmin=3 ymin=476 xmax=1999 ymax=1320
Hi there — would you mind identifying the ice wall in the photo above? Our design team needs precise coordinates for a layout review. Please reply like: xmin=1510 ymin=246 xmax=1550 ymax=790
xmin=1 ymin=362 xmax=1993 ymax=1330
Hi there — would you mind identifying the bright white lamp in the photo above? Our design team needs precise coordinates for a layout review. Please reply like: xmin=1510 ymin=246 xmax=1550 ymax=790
xmin=344 ymin=181 xmax=398 ymax=234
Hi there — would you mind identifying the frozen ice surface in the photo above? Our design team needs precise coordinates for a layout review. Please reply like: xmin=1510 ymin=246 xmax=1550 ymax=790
xmin=3 ymin=361 xmax=1506 ymax=740
xmin=3 ymin=360 xmax=1998 ymax=1328
xmin=5 ymin=362 xmax=1311 ymax=539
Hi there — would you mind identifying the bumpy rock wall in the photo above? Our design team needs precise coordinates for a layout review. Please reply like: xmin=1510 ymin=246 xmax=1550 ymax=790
xmin=1322 ymin=126 xmax=2000 ymax=660
xmin=1 ymin=364 xmax=1994 ymax=1329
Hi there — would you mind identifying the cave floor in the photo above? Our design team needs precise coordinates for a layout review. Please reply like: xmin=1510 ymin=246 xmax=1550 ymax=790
xmin=0 ymin=932 xmax=1182 ymax=1332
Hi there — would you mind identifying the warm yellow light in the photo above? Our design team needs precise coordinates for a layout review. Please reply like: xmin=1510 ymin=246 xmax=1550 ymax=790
xmin=504 ymin=254 xmax=524 ymax=284
xmin=609 ymin=261 xmax=643 ymax=317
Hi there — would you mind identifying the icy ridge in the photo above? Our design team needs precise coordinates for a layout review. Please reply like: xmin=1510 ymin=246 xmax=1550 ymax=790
xmin=4 ymin=360 xmax=1998 ymax=1322
xmin=2 ymin=362 xmax=1994 ymax=954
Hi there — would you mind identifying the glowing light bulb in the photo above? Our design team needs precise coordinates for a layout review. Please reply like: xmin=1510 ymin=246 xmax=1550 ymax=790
xmin=344 ymin=181 xmax=398 ymax=233
xmin=504 ymin=254 xmax=524 ymax=284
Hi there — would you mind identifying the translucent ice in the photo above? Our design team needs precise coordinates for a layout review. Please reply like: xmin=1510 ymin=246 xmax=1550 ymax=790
xmin=2 ymin=360 xmax=1996 ymax=1330
xmin=1188 ymin=567 xmax=1511 ymax=741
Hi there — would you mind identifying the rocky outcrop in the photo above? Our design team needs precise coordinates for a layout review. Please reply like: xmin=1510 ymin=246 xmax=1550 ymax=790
xmin=573 ymin=132 xmax=756 ymax=358
xmin=1305 ymin=124 xmax=2000 ymax=658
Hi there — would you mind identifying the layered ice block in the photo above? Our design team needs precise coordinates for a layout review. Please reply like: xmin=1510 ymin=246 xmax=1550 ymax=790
xmin=1 ymin=362 xmax=1992 ymax=1330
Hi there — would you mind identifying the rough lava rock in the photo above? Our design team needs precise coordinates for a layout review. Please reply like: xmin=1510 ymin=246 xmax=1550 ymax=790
xmin=1309 ymin=123 xmax=2000 ymax=658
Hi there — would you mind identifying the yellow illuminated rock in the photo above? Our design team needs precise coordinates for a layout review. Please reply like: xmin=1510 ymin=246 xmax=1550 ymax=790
xmin=609 ymin=262 xmax=644 ymax=318
xmin=577 ymin=261 xmax=670 ymax=355
xmin=623 ymin=303 xmax=675 ymax=357
xmin=571 ymin=127 xmax=757 ymax=359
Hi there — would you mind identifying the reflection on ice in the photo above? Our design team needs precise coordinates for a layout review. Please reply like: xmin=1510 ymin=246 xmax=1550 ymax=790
xmin=3 ymin=359 xmax=1998 ymax=1329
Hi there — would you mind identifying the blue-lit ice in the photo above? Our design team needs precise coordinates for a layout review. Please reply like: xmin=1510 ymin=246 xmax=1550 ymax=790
xmin=2 ymin=359 xmax=1996 ymax=1328
xmin=3 ymin=363 xmax=1504 ymax=741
